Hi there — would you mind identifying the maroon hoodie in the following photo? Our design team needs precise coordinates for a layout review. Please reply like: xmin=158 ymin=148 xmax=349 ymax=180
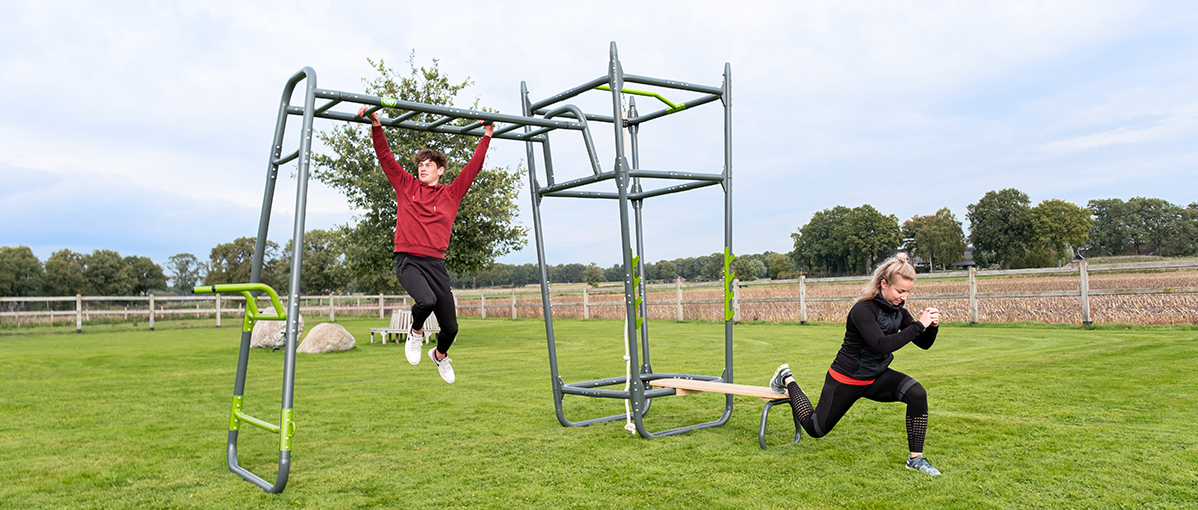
xmin=371 ymin=125 xmax=491 ymax=258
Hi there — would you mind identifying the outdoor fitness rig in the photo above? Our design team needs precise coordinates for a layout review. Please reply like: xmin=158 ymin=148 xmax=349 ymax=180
xmin=216 ymin=41 xmax=731 ymax=493
xmin=524 ymin=42 xmax=735 ymax=438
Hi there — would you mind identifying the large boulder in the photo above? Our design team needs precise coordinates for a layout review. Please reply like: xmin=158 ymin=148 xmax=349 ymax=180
xmin=250 ymin=313 xmax=305 ymax=349
xmin=297 ymin=323 xmax=356 ymax=354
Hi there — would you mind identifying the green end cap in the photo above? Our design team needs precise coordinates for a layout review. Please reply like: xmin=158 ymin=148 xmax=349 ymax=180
xmin=229 ymin=395 xmax=243 ymax=431
xmin=382 ymin=98 xmax=397 ymax=108
xmin=280 ymin=408 xmax=295 ymax=451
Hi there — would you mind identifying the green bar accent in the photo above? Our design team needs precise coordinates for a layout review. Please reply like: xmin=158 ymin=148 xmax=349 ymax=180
xmin=194 ymin=283 xmax=287 ymax=332
xmin=234 ymin=410 xmax=280 ymax=433
xmin=229 ymin=395 xmax=243 ymax=431
xmin=596 ymin=85 xmax=685 ymax=113
xmin=382 ymin=97 xmax=397 ymax=108
xmin=724 ymin=248 xmax=735 ymax=321
xmin=280 ymin=408 xmax=295 ymax=451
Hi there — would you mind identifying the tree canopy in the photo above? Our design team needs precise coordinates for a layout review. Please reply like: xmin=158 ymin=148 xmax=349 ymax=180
xmin=967 ymin=189 xmax=1032 ymax=269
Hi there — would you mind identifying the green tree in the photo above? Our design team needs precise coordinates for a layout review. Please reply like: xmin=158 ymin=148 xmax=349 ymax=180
xmin=1031 ymin=199 xmax=1092 ymax=266
xmin=124 ymin=256 xmax=167 ymax=295
xmin=837 ymin=205 xmax=902 ymax=274
xmin=165 ymin=253 xmax=206 ymax=294
xmin=0 ymin=246 xmax=46 ymax=297
xmin=967 ymin=189 xmax=1032 ymax=269
xmin=732 ymin=257 xmax=756 ymax=281
xmin=45 ymin=249 xmax=90 ymax=296
xmin=278 ymin=229 xmax=350 ymax=295
xmin=1086 ymin=198 xmax=1130 ymax=256
xmin=768 ymin=257 xmax=793 ymax=279
xmin=205 ymin=237 xmax=280 ymax=288
xmin=83 ymin=250 xmax=135 ymax=296
xmin=903 ymin=207 xmax=967 ymax=272
xmin=656 ymin=259 xmax=677 ymax=281
xmin=583 ymin=263 xmax=604 ymax=288
xmin=311 ymin=57 xmax=527 ymax=291
xmin=792 ymin=205 xmax=852 ymax=276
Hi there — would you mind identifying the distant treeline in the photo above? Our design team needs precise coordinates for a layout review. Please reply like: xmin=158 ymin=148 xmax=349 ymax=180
xmin=4 ymin=189 xmax=1197 ymax=298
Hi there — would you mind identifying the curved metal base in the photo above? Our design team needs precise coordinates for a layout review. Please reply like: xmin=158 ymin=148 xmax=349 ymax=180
xmin=552 ymin=372 xmax=732 ymax=438
xmin=759 ymin=399 xmax=802 ymax=449
xmin=227 ymin=430 xmax=290 ymax=493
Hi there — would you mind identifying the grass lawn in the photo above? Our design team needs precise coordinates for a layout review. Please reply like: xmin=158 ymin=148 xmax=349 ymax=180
xmin=1 ymin=318 xmax=1196 ymax=509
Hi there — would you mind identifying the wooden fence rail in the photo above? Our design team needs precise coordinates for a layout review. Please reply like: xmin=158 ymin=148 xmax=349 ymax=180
xmin=3 ymin=260 xmax=1197 ymax=332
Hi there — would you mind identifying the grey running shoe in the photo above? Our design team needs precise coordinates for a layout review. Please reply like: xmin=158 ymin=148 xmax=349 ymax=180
xmin=769 ymin=364 xmax=792 ymax=394
xmin=429 ymin=347 xmax=455 ymax=384
xmin=405 ymin=329 xmax=423 ymax=365
xmin=906 ymin=455 xmax=941 ymax=476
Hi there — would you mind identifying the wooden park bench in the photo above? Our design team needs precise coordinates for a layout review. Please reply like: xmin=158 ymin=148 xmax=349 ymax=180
xmin=369 ymin=310 xmax=441 ymax=344
xmin=651 ymin=378 xmax=801 ymax=449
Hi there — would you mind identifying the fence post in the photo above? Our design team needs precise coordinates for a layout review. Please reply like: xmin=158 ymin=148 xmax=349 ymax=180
xmin=76 ymin=294 xmax=82 ymax=333
xmin=481 ymin=293 xmax=487 ymax=319
xmin=1080 ymin=260 xmax=1092 ymax=326
xmin=511 ymin=292 xmax=517 ymax=319
xmin=216 ymin=293 xmax=221 ymax=327
xmin=676 ymin=279 xmax=683 ymax=321
xmin=799 ymin=274 xmax=807 ymax=324
xmin=329 ymin=295 xmax=335 ymax=322
xmin=379 ymin=294 xmax=384 ymax=319
xmin=149 ymin=294 xmax=155 ymax=331
xmin=583 ymin=287 xmax=589 ymax=319
xmin=732 ymin=278 xmax=741 ymax=323
xmin=969 ymin=266 xmax=978 ymax=324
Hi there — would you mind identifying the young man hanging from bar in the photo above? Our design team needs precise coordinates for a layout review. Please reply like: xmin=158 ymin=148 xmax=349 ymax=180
xmin=360 ymin=106 xmax=493 ymax=384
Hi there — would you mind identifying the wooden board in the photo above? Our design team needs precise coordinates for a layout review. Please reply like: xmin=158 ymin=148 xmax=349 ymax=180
xmin=651 ymin=378 xmax=787 ymax=401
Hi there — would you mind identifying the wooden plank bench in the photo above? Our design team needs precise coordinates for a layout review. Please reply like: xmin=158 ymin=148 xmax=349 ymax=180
xmin=368 ymin=310 xmax=441 ymax=345
xmin=651 ymin=378 xmax=801 ymax=449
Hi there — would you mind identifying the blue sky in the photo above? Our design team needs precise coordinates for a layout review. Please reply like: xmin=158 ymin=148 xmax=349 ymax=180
xmin=2 ymin=1 xmax=1196 ymax=271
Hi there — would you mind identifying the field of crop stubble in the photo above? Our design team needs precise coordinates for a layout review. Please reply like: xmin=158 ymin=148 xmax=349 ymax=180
xmin=481 ymin=268 xmax=1198 ymax=326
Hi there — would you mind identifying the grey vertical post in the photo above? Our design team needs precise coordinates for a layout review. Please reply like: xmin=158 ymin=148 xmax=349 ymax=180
xmin=629 ymin=97 xmax=651 ymax=373
xmin=511 ymin=292 xmax=517 ymax=319
xmin=676 ymin=280 xmax=683 ymax=321
xmin=721 ymin=61 xmax=734 ymax=387
xmin=329 ymin=295 xmax=335 ymax=322
xmin=607 ymin=42 xmax=648 ymax=435
xmin=969 ymin=266 xmax=978 ymax=324
xmin=521 ymin=79 xmax=569 ymax=428
xmin=583 ymin=287 xmax=589 ymax=319
xmin=75 ymin=293 xmax=82 ymax=333
xmin=799 ymin=275 xmax=808 ymax=324
xmin=1080 ymin=260 xmax=1092 ymax=326
xmin=481 ymin=293 xmax=487 ymax=319
xmin=379 ymin=294 xmax=384 ymax=319
xmin=149 ymin=294 xmax=155 ymax=331
xmin=216 ymin=293 xmax=222 ymax=328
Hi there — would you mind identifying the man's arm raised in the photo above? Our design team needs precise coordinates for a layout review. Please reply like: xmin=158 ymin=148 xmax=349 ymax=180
xmin=360 ymin=106 xmax=413 ymax=189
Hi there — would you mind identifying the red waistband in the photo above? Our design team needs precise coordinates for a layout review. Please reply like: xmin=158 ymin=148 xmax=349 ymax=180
xmin=829 ymin=367 xmax=874 ymax=386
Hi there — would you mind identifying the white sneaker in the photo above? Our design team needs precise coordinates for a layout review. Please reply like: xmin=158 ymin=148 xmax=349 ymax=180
xmin=405 ymin=329 xmax=423 ymax=365
xmin=428 ymin=347 xmax=455 ymax=384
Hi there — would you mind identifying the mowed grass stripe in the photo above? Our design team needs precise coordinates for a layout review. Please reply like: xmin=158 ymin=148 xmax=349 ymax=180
xmin=1 ymin=318 xmax=1195 ymax=509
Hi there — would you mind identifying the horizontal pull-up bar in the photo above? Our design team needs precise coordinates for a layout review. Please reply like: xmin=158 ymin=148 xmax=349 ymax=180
xmin=596 ymin=85 xmax=685 ymax=113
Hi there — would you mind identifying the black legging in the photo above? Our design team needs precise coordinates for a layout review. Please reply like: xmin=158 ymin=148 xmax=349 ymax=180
xmin=395 ymin=253 xmax=459 ymax=355
xmin=787 ymin=368 xmax=929 ymax=453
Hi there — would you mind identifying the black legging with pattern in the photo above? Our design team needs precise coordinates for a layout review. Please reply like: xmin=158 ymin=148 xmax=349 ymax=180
xmin=786 ymin=368 xmax=928 ymax=453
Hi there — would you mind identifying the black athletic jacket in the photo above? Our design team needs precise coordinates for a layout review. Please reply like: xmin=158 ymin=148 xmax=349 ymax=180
xmin=829 ymin=295 xmax=938 ymax=381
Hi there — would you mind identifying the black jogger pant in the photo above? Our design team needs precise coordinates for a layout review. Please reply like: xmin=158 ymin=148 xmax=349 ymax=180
xmin=395 ymin=253 xmax=458 ymax=355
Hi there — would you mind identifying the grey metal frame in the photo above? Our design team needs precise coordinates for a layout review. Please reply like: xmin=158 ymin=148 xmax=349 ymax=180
xmin=236 ymin=60 xmax=601 ymax=493
xmin=231 ymin=42 xmax=732 ymax=493
xmin=521 ymin=42 xmax=735 ymax=438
